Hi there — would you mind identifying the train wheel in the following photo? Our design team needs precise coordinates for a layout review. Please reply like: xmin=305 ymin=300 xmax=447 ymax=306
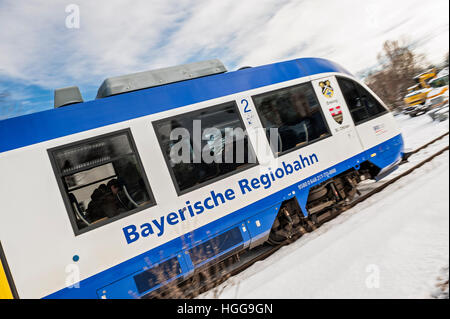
xmin=268 ymin=207 xmax=302 ymax=245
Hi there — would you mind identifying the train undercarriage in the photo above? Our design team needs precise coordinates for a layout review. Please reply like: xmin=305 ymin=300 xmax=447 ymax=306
xmin=268 ymin=163 xmax=378 ymax=245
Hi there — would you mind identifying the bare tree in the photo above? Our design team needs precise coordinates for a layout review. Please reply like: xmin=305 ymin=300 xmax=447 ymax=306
xmin=365 ymin=40 xmax=425 ymax=110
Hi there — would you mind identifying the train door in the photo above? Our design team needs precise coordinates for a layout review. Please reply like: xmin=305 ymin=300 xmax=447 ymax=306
xmin=311 ymin=76 xmax=365 ymax=161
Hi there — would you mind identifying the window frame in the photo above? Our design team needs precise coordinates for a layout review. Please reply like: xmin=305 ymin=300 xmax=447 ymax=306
xmin=336 ymin=76 xmax=388 ymax=126
xmin=251 ymin=81 xmax=332 ymax=158
xmin=152 ymin=101 xmax=259 ymax=196
xmin=48 ymin=128 xmax=156 ymax=236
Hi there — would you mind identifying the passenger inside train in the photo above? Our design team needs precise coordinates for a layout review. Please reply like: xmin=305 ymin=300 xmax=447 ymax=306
xmin=50 ymin=130 xmax=155 ymax=232
xmin=85 ymin=179 xmax=133 ymax=221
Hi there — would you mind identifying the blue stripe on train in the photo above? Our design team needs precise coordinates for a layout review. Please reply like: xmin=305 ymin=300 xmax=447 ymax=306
xmin=44 ymin=134 xmax=403 ymax=299
xmin=0 ymin=58 xmax=351 ymax=154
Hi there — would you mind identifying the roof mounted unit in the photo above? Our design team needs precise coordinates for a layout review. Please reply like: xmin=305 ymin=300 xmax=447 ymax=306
xmin=96 ymin=59 xmax=227 ymax=99
xmin=54 ymin=86 xmax=84 ymax=108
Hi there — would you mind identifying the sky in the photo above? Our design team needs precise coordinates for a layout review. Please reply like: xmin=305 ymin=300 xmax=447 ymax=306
xmin=0 ymin=0 xmax=449 ymax=120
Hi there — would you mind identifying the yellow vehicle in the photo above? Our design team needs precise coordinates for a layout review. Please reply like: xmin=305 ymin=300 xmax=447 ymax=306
xmin=425 ymin=67 xmax=449 ymax=109
xmin=403 ymin=68 xmax=436 ymax=112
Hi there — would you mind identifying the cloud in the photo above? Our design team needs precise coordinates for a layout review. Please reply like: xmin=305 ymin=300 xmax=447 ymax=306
xmin=0 ymin=0 xmax=448 ymax=119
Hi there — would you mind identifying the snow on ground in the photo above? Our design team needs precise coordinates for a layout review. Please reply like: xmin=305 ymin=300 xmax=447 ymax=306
xmin=200 ymin=114 xmax=449 ymax=299
xmin=395 ymin=112 xmax=449 ymax=150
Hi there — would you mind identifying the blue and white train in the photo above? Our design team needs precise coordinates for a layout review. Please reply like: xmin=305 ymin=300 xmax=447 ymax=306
xmin=0 ymin=57 xmax=404 ymax=299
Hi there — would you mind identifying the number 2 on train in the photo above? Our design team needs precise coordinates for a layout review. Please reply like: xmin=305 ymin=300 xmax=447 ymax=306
xmin=241 ymin=99 xmax=251 ymax=113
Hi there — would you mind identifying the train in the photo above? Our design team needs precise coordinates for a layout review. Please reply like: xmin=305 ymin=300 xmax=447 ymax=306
xmin=0 ymin=57 xmax=404 ymax=299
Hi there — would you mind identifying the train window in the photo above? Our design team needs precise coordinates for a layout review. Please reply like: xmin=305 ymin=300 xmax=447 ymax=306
xmin=252 ymin=82 xmax=331 ymax=156
xmin=153 ymin=102 xmax=257 ymax=194
xmin=49 ymin=129 xmax=155 ymax=234
xmin=337 ymin=77 xmax=387 ymax=125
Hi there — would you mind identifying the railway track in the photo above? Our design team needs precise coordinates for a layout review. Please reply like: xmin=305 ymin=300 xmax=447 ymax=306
xmin=402 ymin=131 xmax=449 ymax=161
xmin=149 ymin=132 xmax=449 ymax=299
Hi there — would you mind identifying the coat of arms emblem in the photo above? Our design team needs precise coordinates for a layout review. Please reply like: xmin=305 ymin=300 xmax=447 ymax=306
xmin=329 ymin=106 xmax=343 ymax=124
xmin=319 ymin=80 xmax=334 ymax=98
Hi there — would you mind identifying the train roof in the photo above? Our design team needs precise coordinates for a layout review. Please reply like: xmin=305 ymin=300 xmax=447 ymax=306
xmin=0 ymin=57 xmax=351 ymax=154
